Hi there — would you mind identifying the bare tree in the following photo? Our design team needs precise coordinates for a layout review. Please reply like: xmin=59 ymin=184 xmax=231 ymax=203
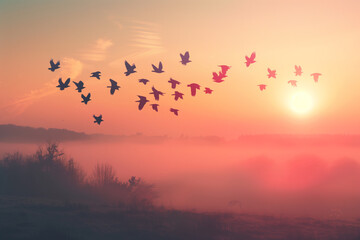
xmin=90 ymin=163 xmax=117 ymax=186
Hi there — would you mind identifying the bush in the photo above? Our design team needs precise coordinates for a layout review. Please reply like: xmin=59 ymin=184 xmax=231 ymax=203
xmin=0 ymin=143 xmax=156 ymax=208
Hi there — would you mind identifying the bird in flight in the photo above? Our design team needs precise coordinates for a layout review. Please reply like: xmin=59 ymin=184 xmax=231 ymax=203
xmin=288 ymin=80 xmax=298 ymax=87
xmin=294 ymin=65 xmax=302 ymax=76
xmin=311 ymin=73 xmax=322 ymax=83
xmin=93 ymin=114 xmax=103 ymax=125
xmin=267 ymin=68 xmax=276 ymax=79
xmin=48 ymin=59 xmax=60 ymax=72
xmin=258 ymin=84 xmax=267 ymax=91
xmin=139 ymin=78 xmax=149 ymax=85
xmin=150 ymin=86 xmax=165 ymax=101
xmin=151 ymin=104 xmax=159 ymax=112
xmin=180 ymin=51 xmax=191 ymax=65
xmin=218 ymin=65 xmax=231 ymax=77
xmin=170 ymin=108 xmax=179 ymax=116
xmin=168 ymin=78 xmax=180 ymax=89
xmin=124 ymin=61 xmax=136 ymax=76
xmin=107 ymin=79 xmax=120 ymax=95
xmin=212 ymin=72 xmax=225 ymax=83
xmin=81 ymin=93 xmax=91 ymax=105
xmin=73 ymin=80 xmax=85 ymax=92
xmin=152 ymin=61 xmax=164 ymax=73
xmin=204 ymin=88 xmax=213 ymax=94
xmin=187 ymin=83 xmax=200 ymax=96
xmin=136 ymin=96 xmax=149 ymax=110
xmin=57 ymin=78 xmax=70 ymax=90
xmin=245 ymin=52 xmax=256 ymax=67
xmin=90 ymin=71 xmax=101 ymax=80
xmin=172 ymin=91 xmax=184 ymax=101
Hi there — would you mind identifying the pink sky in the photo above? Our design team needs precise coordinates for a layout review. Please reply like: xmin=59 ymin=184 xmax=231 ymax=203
xmin=1 ymin=0 xmax=360 ymax=137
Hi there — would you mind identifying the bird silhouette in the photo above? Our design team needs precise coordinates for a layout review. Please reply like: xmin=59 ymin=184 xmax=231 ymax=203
xmin=187 ymin=83 xmax=200 ymax=96
xmin=81 ymin=93 xmax=91 ymax=104
xmin=90 ymin=71 xmax=101 ymax=80
xmin=170 ymin=108 xmax=179 ymax=116
xmin=267 ymin=68 xmax=276 ymax=78
xmin=107 ymin=79 xmax=120 ymax=95
xmin=172 ymin=91 xmax=184 ymax=101
xmin=48 ymin=59 xmax=60 ymax=72
xmin=168 ymin=78 xmax=180 ymax=89
xmin=245 ymin=52 xmax=256 ymax=67
xmin=150 ymin=86 xmax=165 ymax=101
xmin=150 ymin=104 xmax=159 ymax=112
xmin=288 ymin=80 xmax=297 ymax=87
xmin=294 ymin=65 xmax=302 ymax=76
xmin=136 ymin=96 xmax=149 ymax=110
xmin=258 ymin=84 xmax=267 ymax=91
xmin=212 ymin=72 xmax=225 ymax=83
xmin=73 ymin=80 xmax=85 ymax=92
xmin=56 ymin=78 xmax=70 ymax=90
xmin=218 ymin=65 xmax=231 ymax=76
xmin=180 ymin=51 xmax=191 ymax=65
xmin=311 ymin=73 xmax=322 ymax=83
xmin=204 ymin=87 xmax=213 ymax=94
xmin=124 ymin=61 xmax=136 ymax=76
xmin=139 ymin=78 xmax=150 ymax=85
xmin=152 ymin=61 xmax=164 ymax=73
xmin=93 ymin=114 xmax=103 ymax=125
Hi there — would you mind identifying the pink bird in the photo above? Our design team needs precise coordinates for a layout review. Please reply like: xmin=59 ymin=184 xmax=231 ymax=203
xmin=294 ymin=65 xmax=302 ymax=76
xmin=288 ymin=80 xmax=297 ymax=87
xmin=187 ymin=83 xmax=200 ymax=96
xmin=311 ymin=73 xmax=322 ymax=83
xmin=170 ymin=108 xmax=179 ymax=116
xmin=267 ymin=68 xmax=276 ymax=78
xmin=258 ymin=84 xmax=267 ymax=91
xmin=245 ymin=52 xmax=256 ymax=67
xmin=172 ymin=91 xmax=184 ymax=101
xmin=218 ymin=65 xmax=231 ymax=77
xmin=204 ymin=88 xmax=213 ymax=94
xmin=212 ymin=72 xmax=225 ymax=83
xmin=168 ymin=78 xmax=180 ymax=89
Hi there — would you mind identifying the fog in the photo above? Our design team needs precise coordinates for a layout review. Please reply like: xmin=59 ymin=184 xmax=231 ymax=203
xmin=1 ymin=139 xmax=360 ymax=220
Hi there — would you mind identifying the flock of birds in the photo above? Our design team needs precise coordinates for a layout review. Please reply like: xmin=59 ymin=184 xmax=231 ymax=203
xmin=49 ymin=51 xmax=322 ymax=125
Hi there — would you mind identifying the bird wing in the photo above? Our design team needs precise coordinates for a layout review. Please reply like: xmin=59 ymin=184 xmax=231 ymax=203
xmin=180 ymin=53 xmax=184 ymax=59
xmin=250 ymin=52 xmax=256 ymax=60
xmin=87 ymin=93 xmax=91 ymax=99
xmin=152 ymin=64 xmax=158 ymax=71
xmin=58 ymin=78 xmax=63 ymax=85
xmin=125 ymin=61 xmax=131 ymax=70
xmin=50 ymin=59 xmax=55 ymax=67
xmin=159 ymin=61 xmax=163 ymax=70
xmin=73 ymin=81 xmax=79 ymax=87
xmin=64 ymin=78 xmax=70 ymax=85
xmin=110 ymin=79 xmax=117 ymax=86
xmin=184 ymin=51 xmax=189 ymax=59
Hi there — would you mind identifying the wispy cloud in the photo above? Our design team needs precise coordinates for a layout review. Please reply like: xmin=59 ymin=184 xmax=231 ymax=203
xmin=1 ymin=58 xmax=83 ymax=116
xmin=110 ymin=20 xmax=164 ymax=66
xmin=80 ymin=38 xmax=113 ymax=61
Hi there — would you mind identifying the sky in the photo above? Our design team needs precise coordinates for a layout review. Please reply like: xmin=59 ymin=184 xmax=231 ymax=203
xmin=1 ymin=0 xmax=360 ymax=137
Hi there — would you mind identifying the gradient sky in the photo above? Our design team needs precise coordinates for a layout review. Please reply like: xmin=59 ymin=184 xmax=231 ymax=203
xmin=1 ymin=0 xmax=360 ymax=137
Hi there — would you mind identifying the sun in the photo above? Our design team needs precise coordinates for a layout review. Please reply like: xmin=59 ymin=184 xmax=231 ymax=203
xmin=290 ymin=92 xmax=314 ymax=114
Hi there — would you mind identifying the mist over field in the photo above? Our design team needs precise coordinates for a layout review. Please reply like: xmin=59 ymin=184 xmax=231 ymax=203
xmin=2 ymin=136 xmax=359 ymax=220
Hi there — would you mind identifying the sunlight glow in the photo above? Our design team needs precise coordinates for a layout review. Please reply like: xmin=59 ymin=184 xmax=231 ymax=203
xmin=290 ymin=92 xmax=314 ymax=115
